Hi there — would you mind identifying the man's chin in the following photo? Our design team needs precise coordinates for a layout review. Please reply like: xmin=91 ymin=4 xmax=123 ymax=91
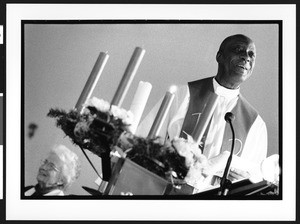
xmin=232 ymin=68 xmax=248 ymax=76
xmin=231 ymin=72 xmax=251 ymax=84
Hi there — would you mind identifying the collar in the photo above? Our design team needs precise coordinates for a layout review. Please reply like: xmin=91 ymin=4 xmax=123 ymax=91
xmin=213 ymin=77 xmax=240 ymax=101
xmin=44 ymin=189 xmax=64 ymax=196
xmin=35 ymin=184 xmax=64 ymax=196
xmin=25 ymin=186 xmax=64 ymax=196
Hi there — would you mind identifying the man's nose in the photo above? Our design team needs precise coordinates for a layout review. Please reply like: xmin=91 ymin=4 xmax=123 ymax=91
xmin=240 ymin=51 xmax=250 ymax=62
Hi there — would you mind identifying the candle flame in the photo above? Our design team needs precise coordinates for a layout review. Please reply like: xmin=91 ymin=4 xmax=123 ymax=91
xmin=169 ymin=85 xmax=177 ymax=94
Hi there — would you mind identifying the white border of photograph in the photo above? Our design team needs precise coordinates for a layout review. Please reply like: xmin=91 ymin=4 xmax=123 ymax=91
xmin=6 ymin=4 xmax=296 ymax=221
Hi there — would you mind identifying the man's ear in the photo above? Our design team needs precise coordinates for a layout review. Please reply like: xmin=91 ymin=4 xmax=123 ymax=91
xmin=216 ymin=51 xmax=223 ymax=63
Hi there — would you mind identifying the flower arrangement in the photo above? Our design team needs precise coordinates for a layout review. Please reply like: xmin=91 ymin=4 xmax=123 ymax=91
xmin=116 ymin=133 xmax=188 ymax=183
xmin=48 ymin=97 xmax=208 ymax=189
xmin=116 ymin=133 xmax=208 ymax=187
xmin=47 ymin=97 xmax=133 ymax=157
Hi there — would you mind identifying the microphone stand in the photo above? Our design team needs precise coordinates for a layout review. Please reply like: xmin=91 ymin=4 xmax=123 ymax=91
xmin=218 ymin=112 xmax=235 ymax=196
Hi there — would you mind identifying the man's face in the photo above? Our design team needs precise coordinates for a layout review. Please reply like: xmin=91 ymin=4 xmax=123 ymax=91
xmin=37 ymin=153 xmax=63 ymax=189
xmin=218 ymin=37 xmax=256 ymax=86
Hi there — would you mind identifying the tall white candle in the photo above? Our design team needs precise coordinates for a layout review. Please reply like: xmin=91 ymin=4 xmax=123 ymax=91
xmin=75 ymin=52 xmax=109 ymax=113
xmin=191 ymin=92 xmax=219 ymax=144
xmin=147 ymin=86 xmax=177 ymax=139
xmin=110 ymin=47 xmax=146 ymax=107
xmin=128 ymin=81 xmax=152 ymax=134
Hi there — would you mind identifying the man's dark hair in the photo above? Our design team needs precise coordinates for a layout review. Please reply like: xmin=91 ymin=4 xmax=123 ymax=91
xmin=218 ymin=34 xmax=253 ymax=54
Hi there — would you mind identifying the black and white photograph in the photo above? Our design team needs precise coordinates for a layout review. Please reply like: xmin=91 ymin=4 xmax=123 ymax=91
xmin=22 ymin=21 xmax=280 ymax=197
xmin=5 ymin=4 xmax=296 ymax=221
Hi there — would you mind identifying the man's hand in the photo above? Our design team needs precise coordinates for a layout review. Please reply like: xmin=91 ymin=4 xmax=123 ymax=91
xmin=202 ymin=151 xmax=230 ymax=177
xmin=228 ymin=167 xmax=250 ymax=182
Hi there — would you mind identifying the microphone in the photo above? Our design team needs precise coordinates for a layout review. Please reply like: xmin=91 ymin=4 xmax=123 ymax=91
xmin=225 ymin=112 xmax=235 ymax=123
xmin=218 ymin=112 xmax=235 ymax=196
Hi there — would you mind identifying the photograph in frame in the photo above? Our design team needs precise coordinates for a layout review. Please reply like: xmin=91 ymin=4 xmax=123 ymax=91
xmin=6 ymin=4 xmax=296 ymax=221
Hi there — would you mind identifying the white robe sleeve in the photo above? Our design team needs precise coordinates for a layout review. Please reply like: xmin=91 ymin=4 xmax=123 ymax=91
xmin=240 ymin=115 xmax=268 ymax=165
xmin=229 ymin=115 xmax=268 ymax=182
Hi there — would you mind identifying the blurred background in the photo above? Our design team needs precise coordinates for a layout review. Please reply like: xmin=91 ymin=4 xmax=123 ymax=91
xmin=24 ymin=23 xmax=279 ymax=195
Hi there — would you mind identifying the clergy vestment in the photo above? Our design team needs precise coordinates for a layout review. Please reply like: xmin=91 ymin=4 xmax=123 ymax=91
xmin=136 ymin=76 xmax=267 ymax=185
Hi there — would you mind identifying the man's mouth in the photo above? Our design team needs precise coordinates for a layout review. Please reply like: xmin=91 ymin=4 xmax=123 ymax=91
xmin=236 ymin=64 xmax=247 ymax=70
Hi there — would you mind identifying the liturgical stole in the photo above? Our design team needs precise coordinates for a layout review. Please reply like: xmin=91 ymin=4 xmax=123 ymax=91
xmin=180 ymin=77 xmax=258 ymax=156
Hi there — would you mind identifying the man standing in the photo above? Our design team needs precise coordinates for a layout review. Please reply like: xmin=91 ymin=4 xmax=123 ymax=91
xmin=136 ymin=34 xmax=267 ymax=185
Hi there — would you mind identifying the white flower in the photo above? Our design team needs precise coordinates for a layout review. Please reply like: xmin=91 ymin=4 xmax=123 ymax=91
xmin=172 ymin=137 xmax=194 ymax=166
xmin=110 ymin=105 xmax=133 ymax=125
xmin=172 ymin=135 xmax=210 ymax=190
xmin=184 ymin=164 xmax=206 ymax=190
xmin=123 ymin=110 xmax=134 ymax=125
xmin=172 ymin=135 xmax=207 ymax=168
xmin=84 ymin=97 xmax=133 ymax=125
xmin=85 ymin=97 xmax=110 ymax=112
xmin=110 ymin=105 xmax=123 ymax=119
